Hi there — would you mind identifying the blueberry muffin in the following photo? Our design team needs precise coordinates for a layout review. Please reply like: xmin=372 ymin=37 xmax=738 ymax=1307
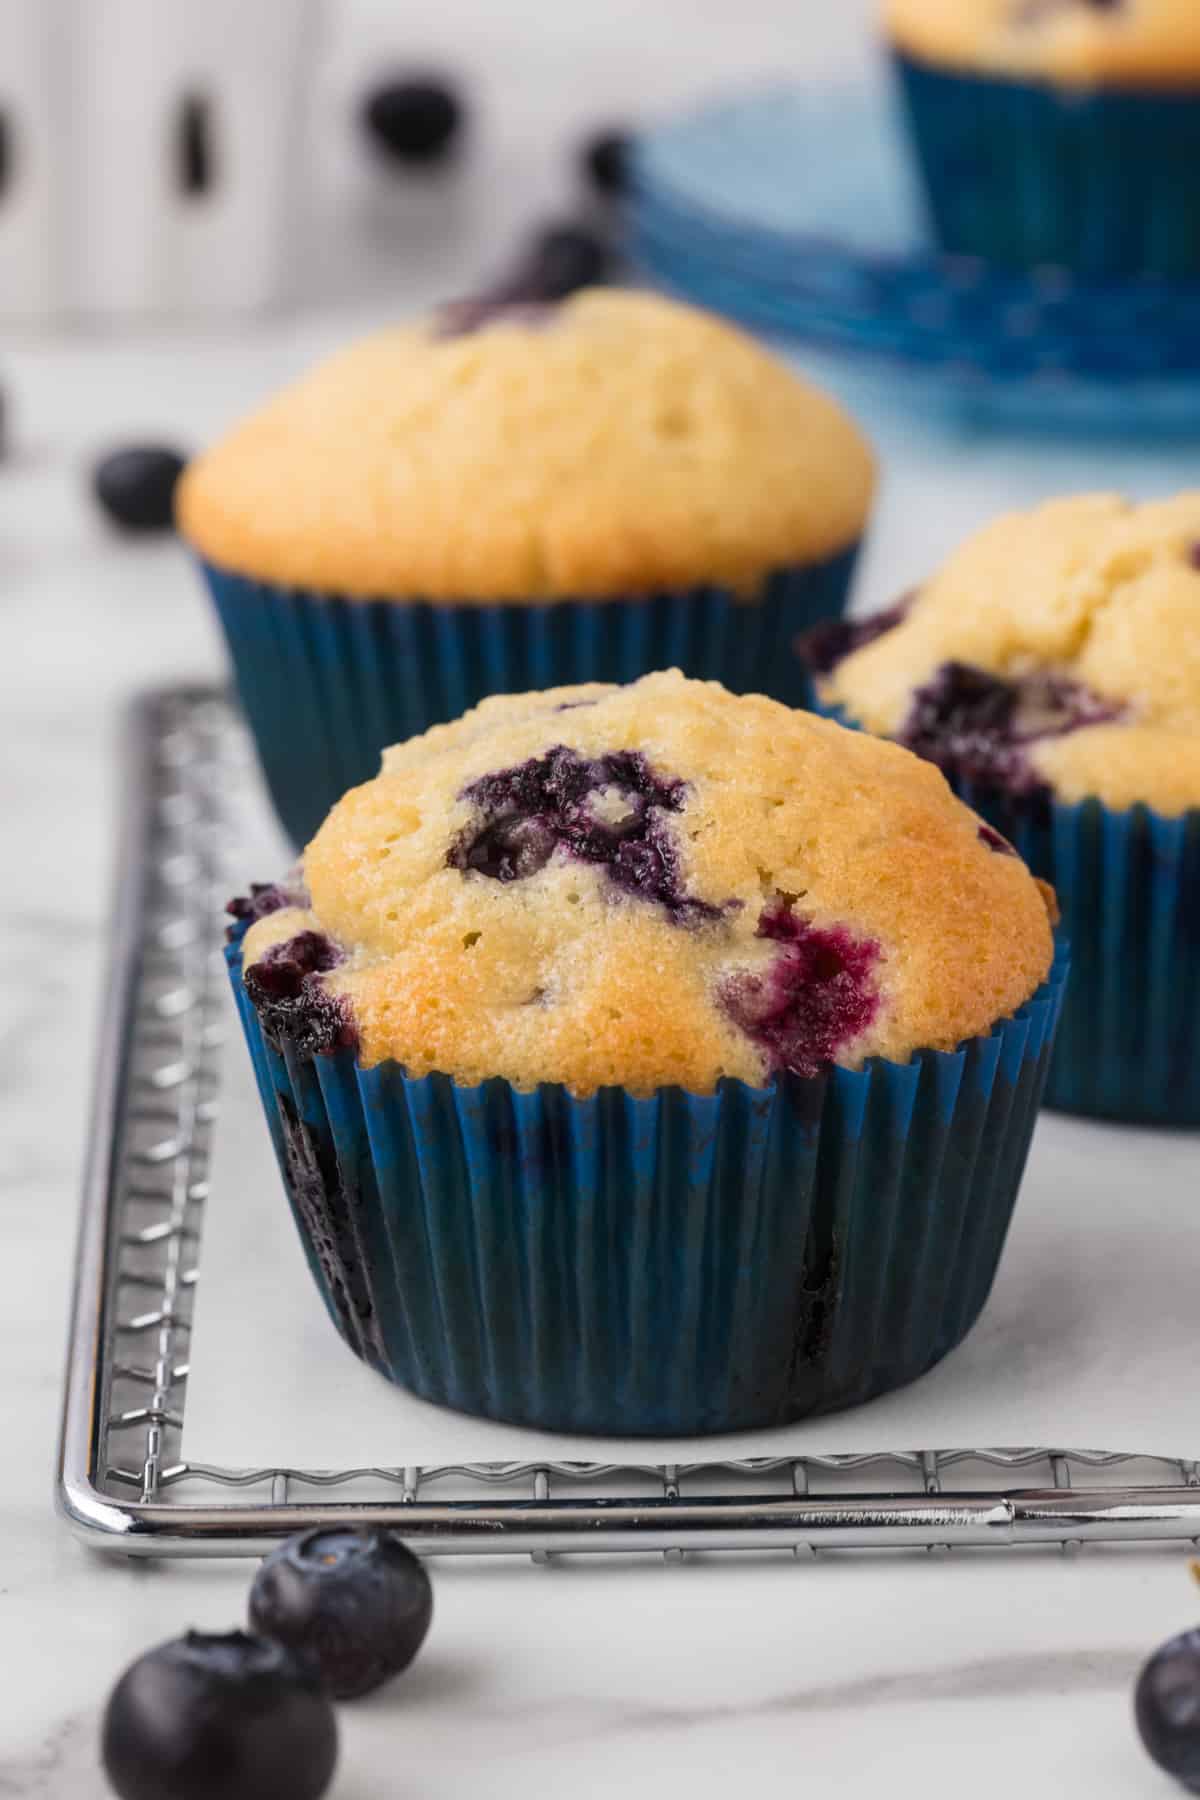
xmin=884 ymin=0 xmax=1200 ymax=275
xmin=229 ymin=671 xmax=1064 ymax=1434
xmin=179 ymin=289 xmax=875 ymax=846
xmin=809 ymin=492 xmax=1200 ymax=1123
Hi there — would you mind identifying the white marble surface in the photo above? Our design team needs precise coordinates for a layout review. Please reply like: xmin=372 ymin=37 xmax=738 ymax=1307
xmin=4 ymin=1 xmax=1200 ymax=1794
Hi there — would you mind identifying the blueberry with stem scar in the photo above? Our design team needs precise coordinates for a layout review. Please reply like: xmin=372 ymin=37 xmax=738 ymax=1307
xmin=249 ymin=1528 xmax=433 ymax=1700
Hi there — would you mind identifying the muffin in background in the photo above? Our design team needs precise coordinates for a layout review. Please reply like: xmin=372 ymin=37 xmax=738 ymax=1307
xmin=884 ymin=0 xmax=1200 ymax=277
xmin=807 ymin=492 xmax=1200 ymax=1125
xmin=178 ymin=290 xmax=875 ymax=846
xmin=228 ymin=671 xmax=1063 ymax=1436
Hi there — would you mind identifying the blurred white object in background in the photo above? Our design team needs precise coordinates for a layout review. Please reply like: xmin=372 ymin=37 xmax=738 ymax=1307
xmin=0 ymin=0 xmax=321 ymax=322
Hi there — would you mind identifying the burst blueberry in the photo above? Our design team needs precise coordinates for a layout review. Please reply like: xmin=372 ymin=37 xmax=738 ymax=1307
xmin=797 ymin=596 xmax=911 ymax=677
xmin=900 ymin=661 xmax=1123 ymax=796
xmin=448 ymin=745 xmax=724 ymax=923
xmin=101 ymin=1631 xmax=337 ymax=1800
xmin=434 ymin=296 xmax=558 ymax=339
xmin=433 ymin=220 xmax=611 ymax=337
xmin=720 ymin=900 xmax=881 ymax=1079
xmin=249 ymin=1528 xmax=433 ymax=1700
xmin=242 ymin=930 xmax=356 ymax=1056
xmin=227 ymin=882 xmax=301 ymax=932
xmin=520 ymin=222 xmax=613 ymax=299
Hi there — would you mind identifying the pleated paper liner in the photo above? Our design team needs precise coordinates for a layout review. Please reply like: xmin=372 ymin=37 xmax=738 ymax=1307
xmin=228 ymin=930 xmax=1067 ymax=1437
xmin=202 ymin=543 xmax=859 ymax=849
xmin=893 ymin=51 xmax=1200 ymax=279
xmin=954 ymin=780 xmax=1200 ymax=1127
xmin=813 ymin=699 xmax=1200 ymax=1127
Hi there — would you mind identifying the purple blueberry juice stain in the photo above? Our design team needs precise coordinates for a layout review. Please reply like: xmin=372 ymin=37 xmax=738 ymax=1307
xmin=720 ymin=901 xmax=881 ymax=1081
xmin=797 ymin=596 xmax=912 ymax=679
xmin=447 ymin=745 xmax=727 ymax=924
xmin=900 ymin=661 xmax=1124 ymax=797
xmin=978 ymin=824 xmax=1017 ymax=855
xmin=1188 ymin=543 xmax=1200 ymax=571
xmin=275 ymin=1092 xmax=385 ymax=1369
xmin=243 ymin=930 xmax=358 ymax=1056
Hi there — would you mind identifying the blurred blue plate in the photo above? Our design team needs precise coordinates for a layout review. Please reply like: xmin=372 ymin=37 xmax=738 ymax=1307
xmin=628 ymin=83 xmax=1200 ymax=432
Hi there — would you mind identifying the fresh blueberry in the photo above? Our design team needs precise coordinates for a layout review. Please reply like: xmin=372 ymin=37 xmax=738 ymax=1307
xmin=362 ymin=77 xmax=463 ymax=165
xmin=720 ymin=900 xmax=881 ymax=1080
xmin=101 ymin=1630 xmax=337 ymax=1800
xmin=1135 ymin=1628 xmax=1200 ymax=1793
xmin=582 ymin=129 xmax=632 ymax=197
xmin=249 ymin=1528 xmax=433 ymax=1700
xmin=92 ymin=446 xmax=187 ymax=534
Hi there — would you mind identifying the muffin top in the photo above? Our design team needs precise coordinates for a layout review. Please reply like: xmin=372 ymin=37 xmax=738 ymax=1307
xmin=814 ymin=493 xmax=1200 ymax=815
xmin=884 ymin=0 xmax=1200 ymax=88
xmin=176 ymin=290 xmax=874 ymax=603
xmin=236 ymin=672 xmax=1056 ymax=1096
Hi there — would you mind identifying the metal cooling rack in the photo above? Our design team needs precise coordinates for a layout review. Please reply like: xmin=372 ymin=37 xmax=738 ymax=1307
xmin=57 ymin=688 xmax=1200 ymax=1559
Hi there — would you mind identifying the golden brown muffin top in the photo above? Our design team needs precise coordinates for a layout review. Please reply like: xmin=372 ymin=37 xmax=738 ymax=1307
xmin=884 ymin=0 xmax=1200 ymax=87
xmin=820 ymin=493 xmax=1200 ymax=815
xmin=176 ymin=290 xmax=875 ymax=603
xmin=240 ymin=672 xmax=1056 ymax=1096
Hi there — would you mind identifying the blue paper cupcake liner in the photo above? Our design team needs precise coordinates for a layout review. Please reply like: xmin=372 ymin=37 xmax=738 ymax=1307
xmin=201 ymin=544 xmax=860 ymax=849
xmin=227 ymin=928 xmax=1066 ymax=1437
xmin=893 ymin=50 xmax=1200 ymax=278
xmin=814 ymin=699 xmax=1200 ymax=1128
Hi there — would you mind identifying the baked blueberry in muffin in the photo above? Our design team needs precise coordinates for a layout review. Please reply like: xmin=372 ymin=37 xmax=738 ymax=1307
xmin=809 ymin=494 xmax=1200 ymax=817
xmin=236 ymin=670 xmax=1056 ymax=1096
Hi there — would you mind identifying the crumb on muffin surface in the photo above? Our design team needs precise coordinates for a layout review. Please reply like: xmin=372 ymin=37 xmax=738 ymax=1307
xmin=176 ymin=290 xmax=874 ymax=603
xmin=884 ymin=0 xmax=1200 ymax=90
xmin=820 ymin=493 xmax=1200 ymax=816
xmin=239 ymin=671 xmax=1056 ymax=1096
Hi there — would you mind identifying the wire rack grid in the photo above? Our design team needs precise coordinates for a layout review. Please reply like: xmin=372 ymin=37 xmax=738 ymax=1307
xmin=55 ymin=688 xmax=1200 ymax=1560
